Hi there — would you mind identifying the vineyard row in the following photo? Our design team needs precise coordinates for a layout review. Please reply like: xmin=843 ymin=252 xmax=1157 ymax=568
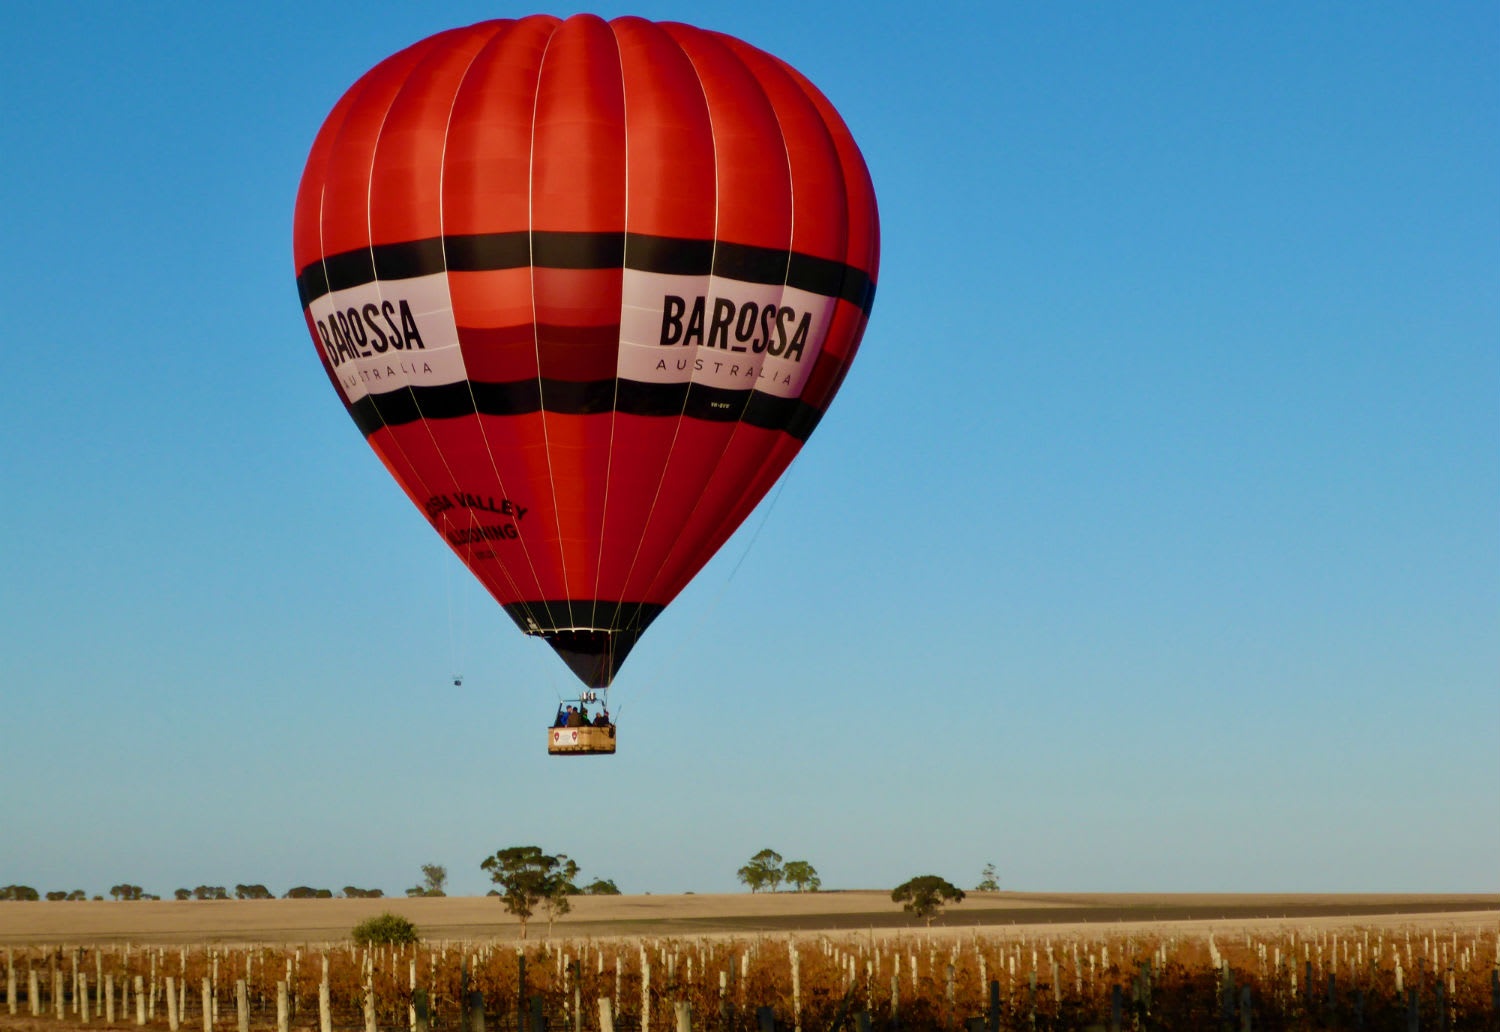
xmin=5 ymin=923 xmax=1499 ymax=1031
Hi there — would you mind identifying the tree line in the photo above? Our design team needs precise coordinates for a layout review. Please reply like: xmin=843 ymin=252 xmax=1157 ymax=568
xmin=5 ymin=858 xmax=1000 ymax=924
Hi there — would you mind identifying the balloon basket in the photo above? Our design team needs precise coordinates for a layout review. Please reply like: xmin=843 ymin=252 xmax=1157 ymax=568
xmin=547 ymin=725 xmax=616 ymax=756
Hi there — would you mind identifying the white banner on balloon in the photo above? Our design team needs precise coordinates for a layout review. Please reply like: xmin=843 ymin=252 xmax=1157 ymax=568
xmin=307 ymin=273 xmax=466 ymax=404
xmin=618 ymin=270 xmax=835 ymax=398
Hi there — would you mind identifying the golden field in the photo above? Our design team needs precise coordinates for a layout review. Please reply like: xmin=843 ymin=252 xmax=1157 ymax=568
xmin=0 ymin=891 xmax=1495 ymax=946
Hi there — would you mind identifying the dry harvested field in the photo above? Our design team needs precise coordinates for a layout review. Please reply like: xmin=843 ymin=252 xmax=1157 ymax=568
xmin=0 ymin=892 xmax=1494 ymax=945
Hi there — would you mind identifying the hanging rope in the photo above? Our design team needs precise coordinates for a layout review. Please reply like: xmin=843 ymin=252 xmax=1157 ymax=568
xmin=612 ymin=465 xmax=795 ymax=720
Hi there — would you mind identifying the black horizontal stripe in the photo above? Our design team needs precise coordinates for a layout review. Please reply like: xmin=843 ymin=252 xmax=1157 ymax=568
xmin=347 ymin=378 xmax=823 ymax=441
xmin=625 ymin=234 xmax=712 ymax=275
xmin=297 ymin=231 xmax=875 ymax=314
xmin=501 ymin=601 xmax=665 ymax=636
xmin=375 ymin=237 xmax=446 ymax=282
xmin=321 ymin=248 xmax=374 ymax=296
xmin=711 ymin=241 xmax=788 ymax=285
xmin=444 ymin=232 xmax=529 ymax=271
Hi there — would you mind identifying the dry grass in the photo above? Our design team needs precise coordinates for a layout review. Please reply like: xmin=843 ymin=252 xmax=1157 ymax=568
xmin=0 ymin=892 xmax=1494 ymax=946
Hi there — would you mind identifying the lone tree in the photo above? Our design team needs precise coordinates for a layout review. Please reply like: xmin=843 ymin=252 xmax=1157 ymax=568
xmin=110 ymin=884 xmax=145 ymax=900
xmin=481 ymin=847 xmax=572 ymax=939
xmin=541 ymin=855 xmax=579 ymax=935
xmin=583 ymin=878 xmax=621 ymax=895
xmin=737 ymin=849 xmax=784 ymax=892
xmin=783 ymin=861 xmax=821 ymax=893
xmin=975 ymin=863 xmax=1000 ymax=892
xmin=234 ymin=884 xmax=273 ymax=900
xmin=891 ymin=875 xmax=965 ymax=926
xmin=407 ymin=864 xmax=448 ymax=898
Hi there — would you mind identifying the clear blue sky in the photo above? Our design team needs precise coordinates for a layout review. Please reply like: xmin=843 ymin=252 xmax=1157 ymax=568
xmin=2 ymin=2 xmax=1495 ymax=899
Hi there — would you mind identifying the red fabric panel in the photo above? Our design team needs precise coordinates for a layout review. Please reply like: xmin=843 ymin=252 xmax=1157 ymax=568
xmin=720 ymin=34 xmax=849 ymax=267
xmin=525 ymin=15 xmax=629 ymax=602
xmin=779 ymin=56 xmax=882 ymax=287
xmin=661 ymin=24 xmax=791 ymax=252
xmin=588 ymin=413 xmax=684 ymax=602
xmin=442 ymin=17 xmax=557 ymax=239
xmin=370 ymin=415 xmax=568 ymax=606
xmin=531 ymin=15 xmax=627 ymax=235
xmin=294 ymin=70 xmax=366 ymax=272
xmin=317 ymin=33 xmax=457 ymax=259
xmin=616 ymin=421 xmax=741 ymax=604
xmin=610 ymin=23 xmax=793 ymax=607
xmin=439 ymin=19 xmax=557 ymax=604
xmin=572 ymin=19 xmax=719 ymax=614
xmin=613 ymin=17 xmax=716 ymax=241
xmin=649 ymin=428 xmax=800 ymax=602
xmin=368 ymin=24 xmax=500 ymax=249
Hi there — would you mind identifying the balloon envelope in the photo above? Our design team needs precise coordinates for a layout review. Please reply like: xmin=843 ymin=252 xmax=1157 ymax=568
xmin=294 ymin=14 xmax=879 ymax=687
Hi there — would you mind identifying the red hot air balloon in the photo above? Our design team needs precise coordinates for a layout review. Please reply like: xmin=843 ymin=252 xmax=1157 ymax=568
xmin=294 ymin=15 xmax=879 ymax=725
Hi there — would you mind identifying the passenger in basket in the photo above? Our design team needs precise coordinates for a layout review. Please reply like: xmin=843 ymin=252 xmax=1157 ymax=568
xmin=553 ymin=705 xmax=567 ymax=728
xmin=566 ymin=705 xmax=585 ymax=728
xmin=592 ymin=708 xmax=609 ymax=728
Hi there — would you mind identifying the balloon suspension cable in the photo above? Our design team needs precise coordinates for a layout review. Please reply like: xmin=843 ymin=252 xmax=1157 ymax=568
xmin=446 ymin=546 xmax=459 ymax=682
xmin=613 ymin=467 xmax=795 ymax=719
xmin=438 ymin=518 xmax=561 ymax=703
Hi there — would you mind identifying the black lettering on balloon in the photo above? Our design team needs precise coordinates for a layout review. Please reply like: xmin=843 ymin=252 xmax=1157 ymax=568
xmin=316 ymin=320 xmax=339 ymax=366
xmin=769 ymin=306 xmax=795 ymax=357
xmin=707 ymin=297 xmax=735 ymax=350
xmin=381 ymin=300 xmax=401 ymax=347
xmin=362 ymin=303 xmax=389 ymax=352
xmin=733 ymin=304 xmax=758 ymax=352
xmin=659 ymin=295 xmax=686 ymax=345
xmin=398 ymin=298 xmax=425 ymax=350
xmin=345 ymin=307 xmax=371 ymax=356
xmin=784 ymin=311 xmax=811 ymax=362
xmin=681 ymin=296 xmax=706 ymax=347
xmin=755 ymin=305 xmax=774 ymax=354
xmin=446 ymin=523 xmax=521 ymax=546
xmin=333 ymin=310 xmax=356 ymax=362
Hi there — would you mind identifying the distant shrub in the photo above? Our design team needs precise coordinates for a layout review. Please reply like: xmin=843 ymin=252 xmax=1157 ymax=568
xmin=351 ymin=912 xmax=419 ymax=946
